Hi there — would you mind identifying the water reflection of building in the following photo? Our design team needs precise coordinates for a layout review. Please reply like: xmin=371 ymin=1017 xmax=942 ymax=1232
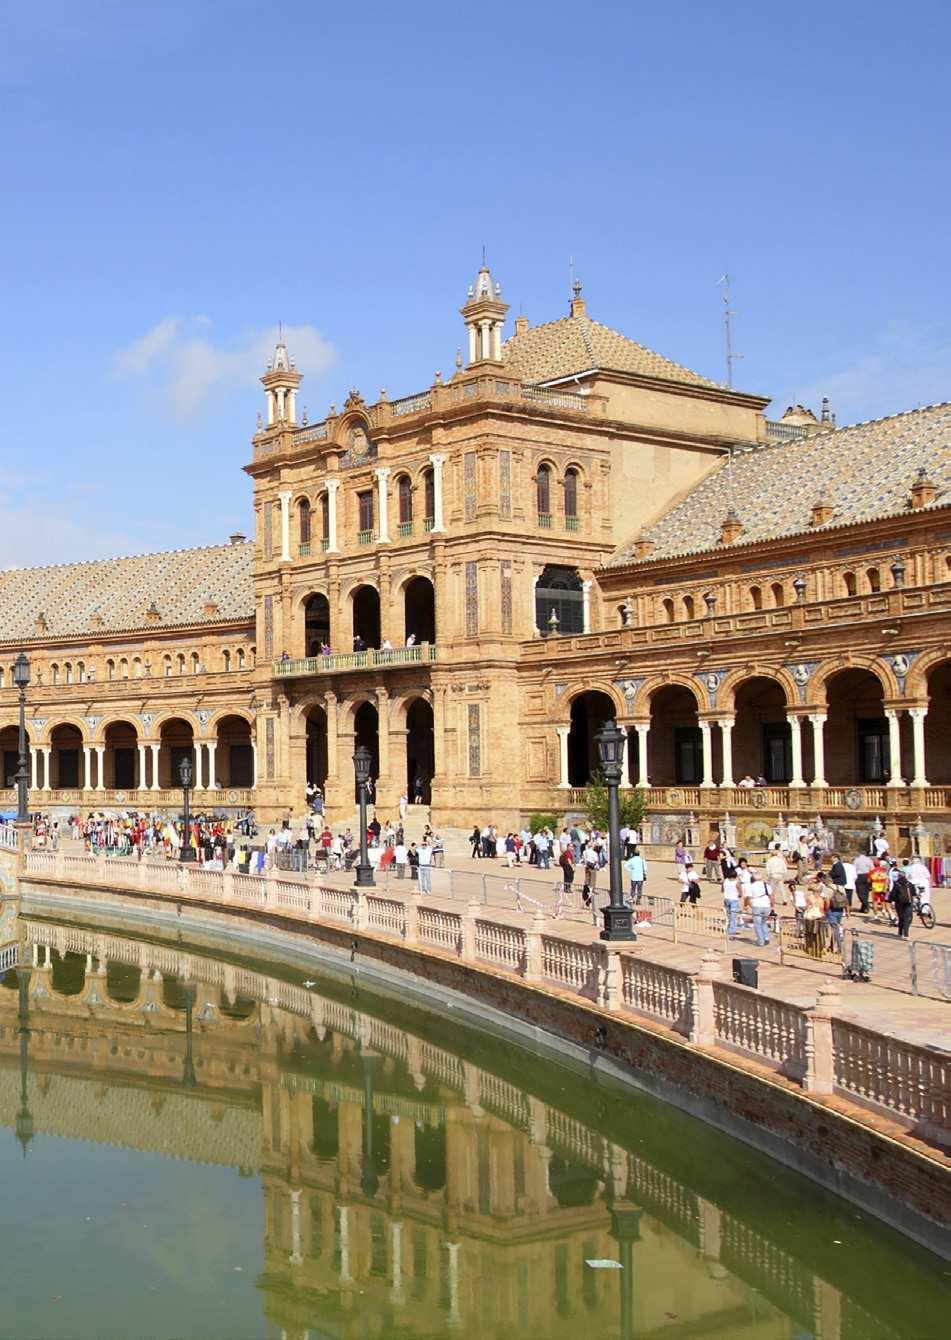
xmin=0 ymin=913 xmax=901 ymax=1340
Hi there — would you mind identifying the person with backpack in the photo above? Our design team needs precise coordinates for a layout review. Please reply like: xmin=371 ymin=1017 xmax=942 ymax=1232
xmin=826 ymin=876 xmax=848 ymax=951
xmin=888 ymin=870 xmax=915 ymax=938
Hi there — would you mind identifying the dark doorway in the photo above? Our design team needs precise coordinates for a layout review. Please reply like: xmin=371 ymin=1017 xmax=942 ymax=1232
xmin=352 ymin=586 xmax=381 ymax=649
xmin=406 ymin=699 xmax=434 ymax=803
xmin=567 ymin=691 xmax=616 ymax=786
xmin=535 ymin=564 xmax=584 ymax=635
xmin=305 ymin=594 xmax=331 ymax=656
xmin=51 ymin=724 xmax=82 ymax=788
xmin=354 ymin=702 xmax=379 ymax=801
xmin=404 ymin=576 xmax=436 ymax=644
xmin=306 ymin=707 xmax=328 ymax=788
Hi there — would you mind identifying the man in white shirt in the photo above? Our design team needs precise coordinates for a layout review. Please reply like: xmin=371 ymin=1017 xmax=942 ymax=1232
xmin=394 ymin=840 xmax=408 ymax=879
xmin=417 ymin=838 xmax=433 ymax=893
xmin=905 ymin=857 xmax=931 ymax=897
xmin=748 ymin=877 xmax=773 ymax=946
xmin=842 ymin=858 xmax=857 ymax=909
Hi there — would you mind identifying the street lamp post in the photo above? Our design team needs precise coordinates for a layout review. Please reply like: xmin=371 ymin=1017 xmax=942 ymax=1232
xmin=12 ymin=652 xmax=31 ymax=827
xmin=352 ymin=745 xmax=375 ymax=887
xmin=595 ymin=721 xmax=636 ymax=942
xmin=179 ymin=756 xmax=196 ymax=862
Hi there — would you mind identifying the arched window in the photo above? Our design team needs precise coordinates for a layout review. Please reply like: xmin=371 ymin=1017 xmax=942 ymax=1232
xmin=319 ymin=493 xmax=329 ymax=549
xmin=77 ymin=661 xmax=85 ymax=683
xmin=249 ymin=645 xmax=256 ymax=663
xmin=564 ymin=468 xmax=579 ymax=527
xmin=771 ymin=582 xmax=785 ymax=607
xmin=843 ymin=570 xmax=857 ymax=596
xmin=132 ymin=657 xmax=142 ymax=678
xmin=662 ymin=598 xmax=675 ymax=624
xmin=749 ymin=586 xmax=763 ymax=611
xmin=236 ymin=648 xmax=246 ymax=670
xmin=536 ymin=465 xmax=552 ymax=523
xmin=119 ymin=658 xmax=129 ymax=678
xmin=422 ymin=468 xmax=435 ymax=528
xmin=177 ymin=654 xmax=186 ymax=675
xmin=64 ymin=662 xmax=73 ymax=684
xmin=0 ymin=668 xmax=4 ymax=688
xmin=397 ymin=475 xmax=413 ymax=531
xmin=534 ymin=564 xmax=584 ymax=634
xmin=682 ymin=594 xmax=695 ymax=620
xmin=163 ymin=656 xmax=172 ymax=677
xmin=106 ymin=660 xmax=114 ymax=682
xmin=191 ymin=652 xmax=200 ymax=673
xmin=222 ymin=650 xmax=231 ymax=672
xmin=298 ymin=498 xmax=311 ymax=551
xmin=51 ymin=664 xmax=59 ymax=685
xmin=867 ymin=567 xmax=881 ymax=593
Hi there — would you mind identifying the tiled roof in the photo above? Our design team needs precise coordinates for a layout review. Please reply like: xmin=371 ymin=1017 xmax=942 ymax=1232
xmin=0 ymin=541 xmax=254 ymax=641
xmin=501 ymin=310 xmax=719 ymax=388
xmin=608 ymin=402 xmax=951 ymax=566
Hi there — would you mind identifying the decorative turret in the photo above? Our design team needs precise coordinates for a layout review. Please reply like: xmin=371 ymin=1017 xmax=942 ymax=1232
xmin=460 ymin=260 xmax=508 ymax=367
xmin=260 ymin=330 xmax=303 ymax=427
xmin=719 ymin=508 xmax=743 ymax=545
xmin=910 ymin=465 xmax=937 ymax=509
xmin=810 ymin=495 xmax=835 ymax=527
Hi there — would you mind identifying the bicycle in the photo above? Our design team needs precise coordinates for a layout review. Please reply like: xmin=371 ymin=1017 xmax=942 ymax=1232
xmin=913 ymin=885 xmax=936 ymax=931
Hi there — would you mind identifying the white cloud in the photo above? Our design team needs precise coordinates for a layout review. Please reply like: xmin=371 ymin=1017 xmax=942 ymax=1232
xmin=786 ymin=323 xmax=951 ymax=426
xmin=112 ymin=317 xmax=338 ymax=420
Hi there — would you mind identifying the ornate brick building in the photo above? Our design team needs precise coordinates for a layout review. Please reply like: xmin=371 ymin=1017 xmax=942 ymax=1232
xmin=2 ymin=264 xmax=949 ymax=851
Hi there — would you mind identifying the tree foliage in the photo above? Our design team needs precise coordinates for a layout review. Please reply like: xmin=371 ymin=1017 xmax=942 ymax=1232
xmin=529 ymin=811 xmax=559 ymax=834
xmin=581 ymin=772 xmax=646 ymax=833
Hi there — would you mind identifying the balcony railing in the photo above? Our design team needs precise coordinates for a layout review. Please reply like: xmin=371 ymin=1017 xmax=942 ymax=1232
xmin=547 ymin=783 xmax=949 ymax=813
xmin=423 ymin=517 xmax=435 ymax=532
xmin=565 ymin=516 xmax=580 ymax=531
xmin=274 ymin=643 xmax=438 ymax=678
xmin=357 ymin=529 xmax=373 ymax=546
xmin=538 ymin=513 xmax=553 ymax=529
xmin=397 ymin=522 xmax=413 ymax=537
xmin=298 ymin=541 xmax=311 ymax=556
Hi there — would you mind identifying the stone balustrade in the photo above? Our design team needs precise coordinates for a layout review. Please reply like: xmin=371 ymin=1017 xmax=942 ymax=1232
xmin=19 ymin=848 xmax=950 ymax=1145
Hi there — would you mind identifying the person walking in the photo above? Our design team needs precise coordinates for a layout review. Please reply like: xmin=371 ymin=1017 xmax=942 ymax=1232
xmin=722 ymin=871 xmax=741 ymax=939
xmin=888 ymin=869 xmax=914 ymax=938
xmin=748 ymin=876 xmax=773 ymax=947
xmin=702 ymin=837 xmax=721 ymax=883
xmin=393 ymin=838 xmax=408 ymax=879
xmin=624 ymin=847 xmax=647 ymax=904
xmin=765 ymin=846 xmax=789 ymax=906
xmin=417 ymin=837 xmax=433 ymax=893
xmin=825 ymin=876 xmax=848 ymax=951
xmin=469 ymin=825 xmax=482 ymax=859
xmin=559 ymin=845 xmax=575 ymax=896
xmin=679 ymin=861 xmax=701 ymax=905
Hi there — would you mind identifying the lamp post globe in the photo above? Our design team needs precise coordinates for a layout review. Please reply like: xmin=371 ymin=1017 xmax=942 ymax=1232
xmin=595 ymin=720 xmax=636 ymax=942
xmin=352 ymin=745 xmax=375 ymax=888
xmin=179 ymin=755 xmax=196 ymax=862
xmin=13 ymin=652 xmax=31 ymax=828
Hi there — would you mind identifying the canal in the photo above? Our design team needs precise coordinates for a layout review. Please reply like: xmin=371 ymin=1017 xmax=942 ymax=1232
xmin=0 ymin=901 xmax=946 ymax=1339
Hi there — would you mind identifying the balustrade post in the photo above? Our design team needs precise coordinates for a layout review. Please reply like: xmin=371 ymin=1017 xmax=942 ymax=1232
xmin=689 ymin=949 xmax=722 ymax=1046
xmin=53 ymin=850 xmax=66 ymax=880
xmin=404 ymin=891 xmax=420 ymax=945
xmin=804 ymin=979 xmax=841 ymax=1094
xmin=355 ymin=890 xmax=369 ymax=930
xmin=95 ymin=852 xmax=107 ymax=884
xmin=461 ymin=899 xmax=480 ymax=959
xmin=176 ymin=864 xmax=187 ymax=892
xmin=524 ymin=910 xmax=545 ymax=981
xmin=222 ymin=869 xmax=235 ymax=903
xmin=310 ymin=882 xmax=323 ymax=921
xmin=598 ymin=944 xmax=622 ymax=1011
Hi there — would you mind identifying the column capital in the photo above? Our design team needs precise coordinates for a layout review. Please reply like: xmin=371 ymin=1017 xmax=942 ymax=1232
xmin=325 ymin=476 xmax=341 ymax=493
xmin=807 ymin=712 xmax=827 ymax=726
xmin=375 ymin=466 xmax=391 ymax=481
xmin=906 ymin=704 xmax=928 ymax=720
xmin=715 ymin=716 xmax=736 ymax=728
xmin=883 ymin=706 xmax=903 ymax=721
xmin=278 ymin=489 xmax=293 ymax=502
xmin=555 ymin=724 xmax=571 ymax=738
xmin=429 ymin=452 xmax=447 ymax=467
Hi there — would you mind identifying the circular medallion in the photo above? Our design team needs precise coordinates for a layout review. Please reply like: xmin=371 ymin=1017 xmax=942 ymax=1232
xmin=845 ymin=787 xmax=863 ymax=811
xmin=751 ymin=789 xmax=767 ymax=808
xmin=227 ymin=790 xmax=238 ymax=803
xmin=114 ymin=791 xmax=127 ymax=804
xmin=668 ymin=789 xmax=683 ymax=807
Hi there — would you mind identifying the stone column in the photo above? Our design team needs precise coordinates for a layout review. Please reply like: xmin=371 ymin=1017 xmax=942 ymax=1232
xmin=276 ymin=386 xmax=286 ymax=420
xmin=137 ymin=743 xmax=147 ymax=790
xmin=324 ymin=692 xmax=339 ymax=784
xmin=556 ymin=726 xmax=571 ymax=788
xmin=29 ymin=747 xmax=37 ymax=789
xmin=325 ymin=478 xmax=341 ymax=553
xmin=42 ymin=746 xmax=52 ymax=790
xmin=908 ymin=707 xmax=929 ymax=787
xmin=96 ymin=746 xmax=105 ymax=791
xmin=150 ymin=742 xmax=161 ymax=790
xmin=718 ymin=717 xmax=735 ymax=786
xmin=375 ymin=467 xmax=391 ymax=543
xmin=83 ymin=744 xmax=92 ymax=791
xmin=581 ymin=579 xmax=592 ymax=633
xmin=250 ymin=743 xmax=258 ymax=787
xmin=207 ymin=740 xmax=218 ymax=789
xmin=429 ymin=453 xmax=446 ymax=532
xmin=885 ymin=708 xmax=905 ymax=787
xmin=699 ymin=720 xmax=714 ymax=788
xmin=809 ymin=713 xmax=827 ymax=787
xmin=288 ymin=1188 xmax=302 ymax=1266
xmin=376 ymin=688 xmax=390 ymax=793
xmin=467 ymin=324 xmax=477 ymax=366
xmin=278 ymin=490 xmax=292 ymax=561
xmin=633 ymin=722 xmax=649 ymax=786
xmin=619 ymin=728 xmax=632 ymax=789
xmin=789 ymin=714 xmax=805 ymax=787
xmin=194 ymin=743 xmax=204 ymax=791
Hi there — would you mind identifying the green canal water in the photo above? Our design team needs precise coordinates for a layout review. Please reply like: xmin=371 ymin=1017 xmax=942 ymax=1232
xmin=0 ymin=899 xmax=947 ymax=1340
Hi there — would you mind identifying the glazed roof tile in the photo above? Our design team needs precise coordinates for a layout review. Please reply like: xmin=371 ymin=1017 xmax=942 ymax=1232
xmin=608 ymin=402 xmax=951 ymax=566
xmin=0 ymin=541 xmax=254 ymax=641
xmin=501 ymin=311 xmax=718 ymax=388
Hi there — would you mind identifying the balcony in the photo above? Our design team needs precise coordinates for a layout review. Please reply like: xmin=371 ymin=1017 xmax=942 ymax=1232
xmin=397 ymin=522 xmax=413 ymax=538
xmin=538 ymin=513 xmax=553 ymax=529
xmin=299 ymin=541 xmax=311 ymax=556
xmin=565 ymin=516 xmax=580 ymax=531
xmin=357 ymin=530 xmax=373 ymax=546
xmin=274 ymin=643 xmax=438 ymax=679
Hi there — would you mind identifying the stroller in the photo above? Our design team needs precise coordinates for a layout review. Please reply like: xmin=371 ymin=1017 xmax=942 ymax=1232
xmin=844 ymin=937 xmax=874 ymax=983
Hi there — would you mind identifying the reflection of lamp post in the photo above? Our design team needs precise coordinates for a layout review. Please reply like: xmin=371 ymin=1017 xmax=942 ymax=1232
xmin=179 ymin=756 xmax=196 ymax=862
xmin=360 ymin=1050 xmax=380 ymax=1198
xmin=595 ymin=722 xmax=635 ymax=942
xmin=610 ymin=1204 xmax=643 ymax=1340
xmin=182 ymin=982 xmax=197 ymax=1088
xmin=16 ymin=952 xmax=33 ymax=1156
xmin=353 ymin=745 xmax=375 ymax=888
xmin=13 ymin=652 xmax=31 ymax=825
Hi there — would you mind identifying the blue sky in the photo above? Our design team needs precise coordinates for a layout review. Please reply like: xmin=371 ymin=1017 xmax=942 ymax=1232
xmin=2 ymin=0 xmax=949 ymax=566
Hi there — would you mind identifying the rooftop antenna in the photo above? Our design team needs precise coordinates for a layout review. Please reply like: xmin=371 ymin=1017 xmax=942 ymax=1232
xmin=482 ymin=243 xmax=487 ymax=267
xmin=717 ymin=274 xmax=743 ymax=388
xmin=569 ymin=254 xmax=576 ymax=299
